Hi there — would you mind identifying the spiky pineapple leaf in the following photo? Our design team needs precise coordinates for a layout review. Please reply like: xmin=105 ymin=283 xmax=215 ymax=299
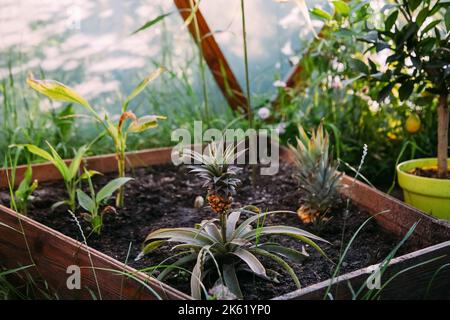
xmin=157 ymin=253 xmax=197 ymax=281
xmin=223 ymin=264 xmax=243 ymax=299
xmin=145 ymin=228 xmax=215 ymax=246
xmin=191 ymin=246 xmax=209 ymax=299
xmin=141 ymin=240 xmax=166 ymax=255
xmin=243 ymin=225 xmax=328 ymax=244
xmin=226 ymin=211 xmax=241 ymax=241
xmin=255 ymin=244 xmax=308 ymax=263
xmin=232 ymin=248 xmax=267 ymax=277
xmin=232 ymin=210 xmax=295 ymax=239
xmin=250 ymin=248 xmax=301 ymax=289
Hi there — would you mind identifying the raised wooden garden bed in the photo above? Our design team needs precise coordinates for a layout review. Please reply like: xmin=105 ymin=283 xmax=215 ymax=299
xmin=0 ymin=147 xmax=449 ymax=300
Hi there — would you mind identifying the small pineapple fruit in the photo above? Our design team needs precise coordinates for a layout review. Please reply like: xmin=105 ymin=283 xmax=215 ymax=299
xmin=207 ymin=193 xmax=233 ymax=214
xmin=289 ymin=123 xmax=342 ymax=224
xmin=184 ymin=141 xmax=242 ymax=214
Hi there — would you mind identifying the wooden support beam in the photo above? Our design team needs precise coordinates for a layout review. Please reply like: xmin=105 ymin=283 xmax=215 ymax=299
xmin=173 ymin=0 xmax=248 ymax=114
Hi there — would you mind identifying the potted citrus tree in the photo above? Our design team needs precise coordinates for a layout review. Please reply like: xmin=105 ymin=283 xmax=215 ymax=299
xmin=356 ymin=0 xmax=450 ymax=219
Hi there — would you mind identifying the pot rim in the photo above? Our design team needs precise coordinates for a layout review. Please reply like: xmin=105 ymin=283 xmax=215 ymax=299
xmin=397 ymin=158 xmax=450 ymax=184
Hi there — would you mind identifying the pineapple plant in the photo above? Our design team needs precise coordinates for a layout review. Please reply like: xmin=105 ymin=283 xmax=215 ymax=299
xmin=289 ymin=123 xmax=342 ymax=225
xmin=140 ymin=139 xmax=329 ymax=299
xmin=183 ymin=142 xmax=243 ymax=214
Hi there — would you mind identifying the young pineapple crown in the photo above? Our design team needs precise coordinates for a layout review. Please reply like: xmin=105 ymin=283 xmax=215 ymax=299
xmin=289 ymin=123 xmax=342 ymax=219
xmin=184 ymin=141 xmax=243 ymax=197
xmin=183 ymin=141 xmax=244 ymax=214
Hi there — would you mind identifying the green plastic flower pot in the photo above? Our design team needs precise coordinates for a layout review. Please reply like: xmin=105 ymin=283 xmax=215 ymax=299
xmin=397 ymin=158 xmax=450 ymax=220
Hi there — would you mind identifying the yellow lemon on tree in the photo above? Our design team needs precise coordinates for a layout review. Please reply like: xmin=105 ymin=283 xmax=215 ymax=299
xmin=405 ymin=113 xmax=421 ymax=134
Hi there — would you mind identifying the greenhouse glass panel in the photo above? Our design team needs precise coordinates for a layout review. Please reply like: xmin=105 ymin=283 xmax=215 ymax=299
xmin=0 ymin=0 xmax=232 ymax=154
xmin=199 ymin=0 xmax=329 ymax=102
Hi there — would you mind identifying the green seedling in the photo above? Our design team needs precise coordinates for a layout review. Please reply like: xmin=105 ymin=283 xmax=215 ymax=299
xmin=14 ymin=141 xmax=98 ymax=211
xmin=77 ymin=172 xmax=133 ymax=235
xmin=27 ymin=68 xmax=166 ymax=207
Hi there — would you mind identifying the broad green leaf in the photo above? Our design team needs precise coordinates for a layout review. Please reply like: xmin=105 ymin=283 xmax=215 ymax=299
xmin=223 ymin=264 xmax=243 ymax=299
xmin=96 ymin=177 xmax=133 ymax=203
xmin=232 ymin=248 xmax=266 ymax=277
xmin=401 ymin=22 xmax=419 ymax=44
xmin=131 ymin=12 xmax=173 ymax=35
xmin=358 ymin=30 xmax=378 ymax=43
xmin=45 ymin=141 xmax=70 ymax=181
xmin=422 ymin=20 xmax=441 ymax=34
xmin=21 ymin=144 xmax=53 ymax=163
xmin=368 ymin=58 xmax=378 ymax=73
xmin=377 ymin=83 xmax=394 ymax=102
xmin=16 ymin=165 xmax=33 ymax=197
xmin=27 ymin=74 xmax=93 ymax=113
xmin=348 ymin=58 xmax=369 ymax=75
xmin=385 ymin=10 xmax=398 ymax=31
xmin=127 ymin=115 xmax=166 ymax=133
xmin=68 ymin=145 xmax=89 ymax=180
xmin=124 ymin=67 xmax=165 ymax=107
xmin=91 ymin=215 xmax=102 ymax=233
xmin=332 ymin=0 xmax=350 ymax=16
xmin=419 ymin=37 xmax=436 ymax=54
xmin=376 ymin=41 xmax=391 ymax=52
xmin=408 ymin=0 xmax=421 ymax=12
xmin=310 ymin=7 xmax=332 ymax=20
xmin=416 ymin=8 xmax=429 ymax=27
xmin=77 ymin=189 xmax=95 ymax=213
xmin=399 ymin=80 xmax=415 ymax=101
xmin=430 ymin=2 xmax=448 ymax=15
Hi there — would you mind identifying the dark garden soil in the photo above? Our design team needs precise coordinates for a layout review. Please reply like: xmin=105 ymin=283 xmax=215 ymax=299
xmin=410 ymin=167 xmax=450 ymax=179
xmin=0 ymin=163 xmax=426 ymax=299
